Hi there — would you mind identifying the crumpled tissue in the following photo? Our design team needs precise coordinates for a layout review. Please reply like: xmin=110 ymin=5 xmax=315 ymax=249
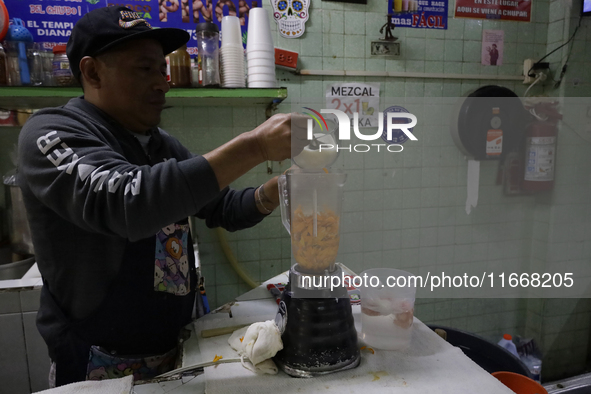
xmin=228 ymin=320 xmax=283 ymax=374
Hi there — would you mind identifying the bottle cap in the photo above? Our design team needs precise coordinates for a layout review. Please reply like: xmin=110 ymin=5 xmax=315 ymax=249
xmin=195 ymin=22 xmax=219 ymax=33
xmin=503 ymin=334 xmax=512 ymax=340
xmin=53 ymin=45 xmax=67 ymax=54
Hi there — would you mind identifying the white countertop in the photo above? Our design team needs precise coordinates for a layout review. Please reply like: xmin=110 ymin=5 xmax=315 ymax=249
xmin=133 ymin=271 xmax=513 ymax=394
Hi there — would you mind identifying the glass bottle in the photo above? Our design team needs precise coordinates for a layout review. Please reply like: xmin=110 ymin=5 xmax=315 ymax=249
xmin=167 ymin=44 xmax=191 ymax=88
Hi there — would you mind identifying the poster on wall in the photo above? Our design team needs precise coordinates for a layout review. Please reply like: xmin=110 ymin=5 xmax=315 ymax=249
xmin=481 ymin=29 xmax=504 ymax=65
xmin=325 ymin=83 xmax=380 ymax=128
xmin=454 ymin=0 xmax=531 ymax=22
xmin=3 ymin=0 xmax=259 ymax=53
xmin=386 ymin=0 xmax=448 ymax=29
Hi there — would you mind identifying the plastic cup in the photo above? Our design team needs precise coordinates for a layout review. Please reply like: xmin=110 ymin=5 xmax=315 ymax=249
xmin=221 ymin=16 xmax=242 ymax=47
xmin=247 ymin=53 xmax=275 ymax=62
xmin=358 ymin=268 xmax=416 ymax=351
xmin=246 ymin=8 xmax=274 ymax=49
xmin=248 ymin=71 xmax=275 ymax=79
xmin=246 ymin=43 xmax=275 ymax=52
xmin=246 ymin=58 xmax=275 ymax=67
xmin=248 ymin=76 xmax=276 ymax=83
xmin=248 ymin=80 xmax=277 ymax=88
xmin=221 ymin=55 xmax=244 ymax=62
xmin=248 ymin=78 xmax=277 ymax=86
xmin=247 ymin=68 xmax=275 ymax=73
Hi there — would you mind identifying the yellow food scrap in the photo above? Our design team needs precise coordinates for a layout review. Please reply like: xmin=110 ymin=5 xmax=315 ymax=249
xmin=322 ymin=168 xmax=329 ymax=174
xmin=239 ymin=336 xmax=244 ymax=342
xmin=213 ymin=355 xmax=223 ymax=363
xmin=361 ymin=346 xmax=375 ymax=354
xmin=291 ymin=206 xmax=340 ymax=273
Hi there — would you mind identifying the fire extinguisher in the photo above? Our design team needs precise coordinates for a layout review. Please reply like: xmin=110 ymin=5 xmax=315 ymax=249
xmin=522 ymin=117 xmax=559 ymax=192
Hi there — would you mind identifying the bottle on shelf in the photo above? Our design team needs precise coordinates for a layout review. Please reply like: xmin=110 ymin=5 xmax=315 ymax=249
xmin=166 ymin=44 xmax=191 ymax=88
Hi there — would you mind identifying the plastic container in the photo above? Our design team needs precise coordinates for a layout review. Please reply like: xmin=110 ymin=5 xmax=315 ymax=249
xmin=498 ymin=334 xmax=520 ymax=358
xmin=195 ymin=22 xmax=220 ymax=87
xmin=521 ymin=354 xmax=542 ymax=382
xmin=492 ymin=371 xmax=548 ymax=394
xmin=358 ymin=268 xmax=416 ymax=351
xmin=166 ymin=44 xmax=191 ymax=88
xmin=52 ymin=45 xmax=74 ymax=86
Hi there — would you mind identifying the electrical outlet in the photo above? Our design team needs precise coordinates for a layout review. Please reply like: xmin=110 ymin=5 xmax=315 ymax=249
xmin=524 ymin=59 xmax=551 ymax=85
xmin=523 ymin=59 xmax=535 ymax=84
xmin=275 ymin=48 xmax=298 ymax=70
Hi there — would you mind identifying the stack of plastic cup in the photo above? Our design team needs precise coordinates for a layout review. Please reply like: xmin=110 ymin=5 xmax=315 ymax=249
xmin=220 ymin=16 xmax=245 ymax=88
xmin=246 ymin=7 xmax=276 ymax=88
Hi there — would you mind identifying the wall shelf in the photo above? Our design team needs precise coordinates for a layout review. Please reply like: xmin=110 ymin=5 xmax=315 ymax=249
xmin=0 ymin=87 xmax=288 ymax=110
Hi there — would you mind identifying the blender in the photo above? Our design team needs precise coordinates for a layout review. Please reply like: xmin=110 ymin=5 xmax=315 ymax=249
xmin=273 ymin=162 xmax=360 ymax=376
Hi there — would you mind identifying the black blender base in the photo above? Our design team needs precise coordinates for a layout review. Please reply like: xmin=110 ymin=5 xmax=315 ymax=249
xmin=275 ymin=352 xmax=360 ymax=378
xmin=273 ymin=282 xmax=361 ymax=378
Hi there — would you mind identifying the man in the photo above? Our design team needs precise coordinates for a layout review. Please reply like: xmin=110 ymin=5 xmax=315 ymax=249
xmin=17 ymin=6 xmax=304 ymax=387
xmin=489 ymin=43 xmax=499 ymax=66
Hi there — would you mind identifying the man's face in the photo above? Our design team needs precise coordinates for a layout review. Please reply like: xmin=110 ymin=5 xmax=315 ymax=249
xmin=95 ymin=39 xmax=169 ymax=134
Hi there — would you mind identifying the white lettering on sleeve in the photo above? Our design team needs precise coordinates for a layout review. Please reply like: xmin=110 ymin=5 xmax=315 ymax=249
xmin=47 ymin=143 xmax=74 ymax=167
xmin=37 ymin=131 xmax=61 ymax=154
xmin=90 ymin=168 xmax=111 ymax=192
xmin=57 ymin=154 xmax=84 ymax=174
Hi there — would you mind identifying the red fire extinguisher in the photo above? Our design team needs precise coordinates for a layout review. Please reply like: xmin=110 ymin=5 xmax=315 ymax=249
xmin=522 ymin=102 xmax=561 ymax=192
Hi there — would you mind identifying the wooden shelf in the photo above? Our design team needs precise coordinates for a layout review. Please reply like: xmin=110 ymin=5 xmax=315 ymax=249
xmin=0 ymin=87 xmax=288 ymax=110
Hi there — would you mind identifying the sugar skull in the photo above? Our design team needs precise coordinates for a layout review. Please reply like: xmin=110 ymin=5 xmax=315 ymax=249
xmin=271 ymin=0 xmax=309 ymax=38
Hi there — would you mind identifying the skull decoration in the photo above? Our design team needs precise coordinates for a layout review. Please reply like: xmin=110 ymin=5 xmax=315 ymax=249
xmin=271 ymin=0 xmax=309 ymax=38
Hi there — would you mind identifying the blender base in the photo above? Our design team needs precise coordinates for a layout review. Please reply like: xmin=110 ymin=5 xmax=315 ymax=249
xmin=275 ymin=353 xmax=360 ymax=378
xmin=273 ymin=265 xmax=361 ymax=378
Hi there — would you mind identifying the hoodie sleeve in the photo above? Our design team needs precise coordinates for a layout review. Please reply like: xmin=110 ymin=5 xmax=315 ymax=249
xmin=18 ymin=111 xmax=221 ymax=242
xmin=195 ymin=186 xmax=268 ymax=232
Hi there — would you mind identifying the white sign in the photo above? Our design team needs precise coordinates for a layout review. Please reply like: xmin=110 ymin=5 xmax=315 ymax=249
xmin=325 ymin=83 xmax=380 ymax=128
xmin=482 ymin=29 xmax=504 ymax=66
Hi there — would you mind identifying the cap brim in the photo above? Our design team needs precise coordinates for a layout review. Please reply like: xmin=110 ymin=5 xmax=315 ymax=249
xmin=94 ymin=27 xmax=190 ymax=57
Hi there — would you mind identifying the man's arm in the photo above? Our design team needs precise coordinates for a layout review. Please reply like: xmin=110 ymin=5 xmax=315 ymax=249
xmin=203 ymin=112 xmax=308 ymax=189
xmin=18 ymin=111 xmax=221 ymax=242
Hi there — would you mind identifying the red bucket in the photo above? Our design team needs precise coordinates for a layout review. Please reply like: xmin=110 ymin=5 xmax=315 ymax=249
xmin=492 ymin=371 xmax=547 ymax=394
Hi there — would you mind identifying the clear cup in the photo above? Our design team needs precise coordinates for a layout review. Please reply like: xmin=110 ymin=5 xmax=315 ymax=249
xmin=246 ymin=8 xmax=274 ymax=49
xmin=221 ymin=15 xmax=242 ymax=48
xmin=358 ymin=268 xmax=416 ymax=350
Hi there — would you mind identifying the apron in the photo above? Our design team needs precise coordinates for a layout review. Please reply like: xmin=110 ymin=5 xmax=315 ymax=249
xmin=37 ymin=222 xmax=199 ymax=386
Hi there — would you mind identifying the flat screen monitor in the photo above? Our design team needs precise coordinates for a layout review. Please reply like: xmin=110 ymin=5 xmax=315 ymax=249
xmin=583 ymin=0 xmax=591 ymax=15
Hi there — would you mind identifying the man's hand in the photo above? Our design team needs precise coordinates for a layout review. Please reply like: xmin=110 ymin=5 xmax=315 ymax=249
xmin=251 ymin=113 xmax=309 ymax=162
xmin=203 ymin=112 xmax=310 ymax=191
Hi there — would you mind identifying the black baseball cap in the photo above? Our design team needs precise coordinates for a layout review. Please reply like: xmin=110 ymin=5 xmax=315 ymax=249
xmin=67 ymin=6 xmax=190 ymax=78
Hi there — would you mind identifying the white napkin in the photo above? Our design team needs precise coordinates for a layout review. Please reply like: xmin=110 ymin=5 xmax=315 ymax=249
xmin=34 ymin=375 xmax=133 ymax=394
xmin=228 ymin=320 xmax=283 ymax=374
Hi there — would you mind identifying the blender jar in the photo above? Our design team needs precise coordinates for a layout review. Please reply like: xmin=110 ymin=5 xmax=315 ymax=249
xmin=278 ymin=169 xmax=347 ymax=274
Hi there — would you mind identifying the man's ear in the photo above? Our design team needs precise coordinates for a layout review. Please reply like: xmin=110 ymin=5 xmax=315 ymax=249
xmin=79 ymin=56 xmax=101 ymax=89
